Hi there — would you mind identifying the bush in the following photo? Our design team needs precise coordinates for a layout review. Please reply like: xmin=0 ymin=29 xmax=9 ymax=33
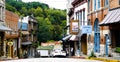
xmin=88 ymin=51 xmax=96 ymax=59
xmin=115 ymin=47 xmax=120 ymax=53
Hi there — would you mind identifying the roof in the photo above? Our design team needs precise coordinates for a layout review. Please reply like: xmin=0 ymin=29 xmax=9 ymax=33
xmin=99 ymin=8 xmax=120 ymax=26
xmin=37 ymin=45 xmax=54 ymax=50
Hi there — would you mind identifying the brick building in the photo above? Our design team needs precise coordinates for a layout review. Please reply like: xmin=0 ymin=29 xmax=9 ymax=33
xmin=66 ymin=0 xmax=120 ymax=57
xmin=0 ymin=0 xmax=12 ymax=57
xmin=87 ymin=0 xmax=110 ymax=56
xmin=5 ymin=10 xmax=19 ymax=58
xmin=99 ymin=0 xmax=120 ymax=57
xmin=19 ymin=16 xmax=38 ymax=58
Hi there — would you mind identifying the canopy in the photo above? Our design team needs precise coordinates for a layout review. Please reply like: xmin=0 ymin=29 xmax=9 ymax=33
xmin=99 ymin=8 xmax=120 ymax=26
xmin=0 ymin=25 xmax=12 ymax=31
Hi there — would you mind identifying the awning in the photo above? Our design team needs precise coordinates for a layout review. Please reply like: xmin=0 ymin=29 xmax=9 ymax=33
xmin=22 ymin=41 xmax=32 ymax=45
xmin=0 ymin=25 xmax=12 ymax=31
xmin=70 ymin=35 xmax=78 ymax=41
xmin=21 ymin=31 xmax=29 ymax=35
xmin=99 ymin=8 xmax=120 ymax=26
xmin=62 ymin=35 xmax=71 ymax=41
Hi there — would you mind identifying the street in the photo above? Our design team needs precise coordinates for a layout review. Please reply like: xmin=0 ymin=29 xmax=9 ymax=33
xmin=1 ymin=58 xmax=102 ymax=62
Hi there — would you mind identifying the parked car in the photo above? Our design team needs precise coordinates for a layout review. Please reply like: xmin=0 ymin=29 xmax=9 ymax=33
xmin=51 ymin=49 xmax=66 ymax=57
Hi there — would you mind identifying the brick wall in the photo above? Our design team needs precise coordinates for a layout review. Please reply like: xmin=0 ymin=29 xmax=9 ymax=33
xmin=110 ymin=0 xmax=120 ymax=9
xmin=5 ymin=10 xmax=19 ymax=31
xmin=5 ymin=10 xmax=19 ymax=38
xmin=87 ymin=0 xmax=110 ymax=44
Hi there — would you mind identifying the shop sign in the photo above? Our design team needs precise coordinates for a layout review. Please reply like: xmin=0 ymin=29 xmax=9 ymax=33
xmin=81 ymin=25 xmax=92 ymax=34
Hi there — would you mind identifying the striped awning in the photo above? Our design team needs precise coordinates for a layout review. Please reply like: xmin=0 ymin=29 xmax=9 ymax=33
xmin=99 ymin=8 xmax=120 ymax=26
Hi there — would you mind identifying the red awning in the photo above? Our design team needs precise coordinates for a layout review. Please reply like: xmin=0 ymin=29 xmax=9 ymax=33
xmin=99 ymin=8 xmax=120 ymax=26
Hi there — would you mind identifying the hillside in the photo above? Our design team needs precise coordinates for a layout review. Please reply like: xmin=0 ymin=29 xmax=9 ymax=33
xmin=6 ymin=0 xmax=67 ymax=42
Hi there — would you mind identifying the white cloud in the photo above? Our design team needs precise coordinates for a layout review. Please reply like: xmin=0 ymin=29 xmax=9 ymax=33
xmin=22 ymin=0 xmax=67 ymax=10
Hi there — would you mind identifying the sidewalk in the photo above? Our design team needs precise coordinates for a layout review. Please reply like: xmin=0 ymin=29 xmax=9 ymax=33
xmin=99 ymin=57 xmax=120 ymax=60
xmin=89 ymin=57 xmax=120 ymax=62
xmin=69 ymin=55 xmax=87 ymax=59
xmin=0 ymin=56 xmax=18 ymax=61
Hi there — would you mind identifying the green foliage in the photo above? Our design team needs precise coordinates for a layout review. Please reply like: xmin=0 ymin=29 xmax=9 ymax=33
xmin=115 ymin=47 xmax=120 ymax=53
xmin=88 ymin=50 xmax=96 ymax=59
xmin=6 ymin=0 xmax=66 ymax=43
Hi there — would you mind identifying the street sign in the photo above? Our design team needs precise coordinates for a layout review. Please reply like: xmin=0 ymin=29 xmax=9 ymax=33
xmin=81 ymin=25 xmax=92 ymax=34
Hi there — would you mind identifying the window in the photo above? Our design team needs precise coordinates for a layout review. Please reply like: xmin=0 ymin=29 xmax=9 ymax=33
xmin=94 ymin=0 xmax=96 ymax=10
xmin=80 ymin=11 xmax=82 ymax=25
xmin=88 ymin=0 xmax=90 ymax=12
xmin=77 ymin=12 xmax=79 ymax=20
xmin=98 ymin=0 xmax=100 ymax=8
xmin=105 ymin=0 xmax=108 ymax=7
xmin=83 ymin=9 xmax=85 ymax=25
xmin=75 ymin=12 xmax=77 ymax=20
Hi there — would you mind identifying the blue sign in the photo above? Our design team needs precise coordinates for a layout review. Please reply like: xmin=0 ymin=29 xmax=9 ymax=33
xmin=81 ymin=25 xmax=92 ymax=34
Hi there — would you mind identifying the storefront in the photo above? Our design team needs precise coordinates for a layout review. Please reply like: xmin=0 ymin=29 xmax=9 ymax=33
xmin=0 ymin=23 xmax=12 ymax=57
xmin=100 ymin=8 xmax=120 ymax=57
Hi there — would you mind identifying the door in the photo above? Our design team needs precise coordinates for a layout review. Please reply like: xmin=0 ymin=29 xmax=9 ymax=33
xmin=94 ymin=18 xmax=100 ymax=53
xmin=105 ymin=34 xmax=109 ymax=56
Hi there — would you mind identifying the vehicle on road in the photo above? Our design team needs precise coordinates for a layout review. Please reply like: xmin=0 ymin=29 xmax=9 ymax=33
xmin=51 ymin=49 xmax=66 ymax=57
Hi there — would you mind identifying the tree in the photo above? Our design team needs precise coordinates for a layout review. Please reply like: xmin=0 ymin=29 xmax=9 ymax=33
xmin=34 ymin=7 xmax=44 ymax=17
xmin=6 ymin=0 xmax=67 ymax=42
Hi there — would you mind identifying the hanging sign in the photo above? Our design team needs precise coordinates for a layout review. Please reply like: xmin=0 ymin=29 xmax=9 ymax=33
xmin=81 ymin=25 xmax=92 ymax=34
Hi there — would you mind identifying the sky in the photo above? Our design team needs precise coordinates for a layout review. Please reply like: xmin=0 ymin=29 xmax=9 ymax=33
xmin=22 ymin=0 xmax=67 ymax=10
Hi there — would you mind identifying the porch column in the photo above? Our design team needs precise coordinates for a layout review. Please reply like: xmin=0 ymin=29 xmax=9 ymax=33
xmin=3 ymin=40 xmax=6 ymax=57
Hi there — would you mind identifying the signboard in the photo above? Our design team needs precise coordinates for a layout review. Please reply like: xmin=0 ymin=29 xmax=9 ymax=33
xmin=72 ymin=22 xmax=79 ymax=32
xmin=81 ymin=25 xmax=92 ymax=34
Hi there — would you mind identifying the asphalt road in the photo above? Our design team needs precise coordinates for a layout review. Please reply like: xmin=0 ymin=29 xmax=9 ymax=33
xmin=1 ymin=58 xmax=102 ymax=62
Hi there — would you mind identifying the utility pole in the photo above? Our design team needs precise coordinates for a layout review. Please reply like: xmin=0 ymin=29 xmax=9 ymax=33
xmin=18 ymin=16 xmax=23 ymax=58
